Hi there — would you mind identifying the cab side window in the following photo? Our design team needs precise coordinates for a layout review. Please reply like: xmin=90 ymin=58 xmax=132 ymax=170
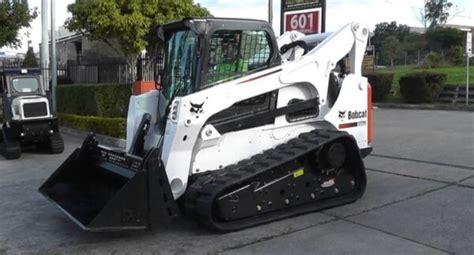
xmin=0 ymin=76 xmax=4 ymax=94
xmin=206 ymin=30 xmax=272 ymax=86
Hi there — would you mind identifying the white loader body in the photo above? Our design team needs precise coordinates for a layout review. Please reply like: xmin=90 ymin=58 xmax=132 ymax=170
xmin=127 ymin=22 xmax=371 ymax=199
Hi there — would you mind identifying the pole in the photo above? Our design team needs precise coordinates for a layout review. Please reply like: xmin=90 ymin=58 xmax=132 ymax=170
xmin=268 ymin=0 xmax=273 ymax=26
xmin=40 ymin=0 xmax=49 ymax=87
xmin=467 ymin=54 xmax=470 ymax=106
xmin=280 ymin=0 xmax=284 ymax=35
xmin=51 ymin=0 xmax=57 ymax=112
xmin=466 ymin=31 xmax=472 ymax=106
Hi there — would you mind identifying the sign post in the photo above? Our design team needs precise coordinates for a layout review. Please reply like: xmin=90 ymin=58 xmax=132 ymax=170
xmin=40 ymin=0 xmax=49 ymax=87
xmin=51 ymin=0 xmax=57 ymax=112
xmin=280 ymin=0 xmax=326 ymax=35
xmin=466 ymin=31 xmax=472 ymax=106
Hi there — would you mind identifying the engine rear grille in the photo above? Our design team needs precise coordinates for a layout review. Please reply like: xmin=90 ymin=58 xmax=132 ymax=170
xmin=23 ymin=102 xmax=48 ymax=118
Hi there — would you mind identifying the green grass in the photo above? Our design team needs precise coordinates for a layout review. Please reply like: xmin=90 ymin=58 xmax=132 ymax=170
xmin=375 ymin=65 xmax=474 ymax=92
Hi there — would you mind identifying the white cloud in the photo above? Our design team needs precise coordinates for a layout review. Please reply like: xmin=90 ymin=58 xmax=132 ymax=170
xmin=198 ymin=0 xmax=473 ymax=33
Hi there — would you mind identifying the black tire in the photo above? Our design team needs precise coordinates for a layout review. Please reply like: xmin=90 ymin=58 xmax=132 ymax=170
xmin=49 ymin=133 xmax=64 ymax=154
xmin=3 ymin=141 xmax=21 ymax=159
xmin=1 ymin=127 xmax=21 ymax=160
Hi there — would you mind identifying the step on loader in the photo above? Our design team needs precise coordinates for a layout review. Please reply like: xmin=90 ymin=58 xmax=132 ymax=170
xmin=39 ymin=17 xmax=373 ymax=231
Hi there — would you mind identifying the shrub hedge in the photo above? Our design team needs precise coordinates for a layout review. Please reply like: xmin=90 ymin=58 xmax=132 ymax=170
xmin=58 ymin=113 xmax=126 ymax=138
xmin=364 ymin=72 xmax=394 ymax=101
xmin=399 ymin=72 xmax=447 ymax=104
xmin=446 ymin=46 xmax=464 ymax=66
xmin=424 ymin=52 xmax=447 ymax=68
xmin=57 ymin=84 xmax=131 ymax=118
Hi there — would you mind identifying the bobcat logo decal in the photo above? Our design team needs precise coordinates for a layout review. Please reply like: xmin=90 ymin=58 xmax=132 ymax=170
xmin=338 ymin=110 xmax=346 ymax=121
xmin=190 ymin=102 xmax=204 ymax=114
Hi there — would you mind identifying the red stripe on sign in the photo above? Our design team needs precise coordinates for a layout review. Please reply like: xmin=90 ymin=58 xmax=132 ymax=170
xmin=237 ymin=69 xmax=282 ymax=84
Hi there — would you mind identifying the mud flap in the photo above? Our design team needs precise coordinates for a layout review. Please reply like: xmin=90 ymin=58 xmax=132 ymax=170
xmin=39 ymin=134 xmax=179 ymax=231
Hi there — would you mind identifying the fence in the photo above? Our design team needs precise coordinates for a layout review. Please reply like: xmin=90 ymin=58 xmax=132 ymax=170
xmin=39 ymin=57 xmax=162 ymax=85
xmin=65 ymin=63 xmax=135 ymax=84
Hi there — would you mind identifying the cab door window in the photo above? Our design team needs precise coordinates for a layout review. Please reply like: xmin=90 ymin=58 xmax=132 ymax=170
xmin=205 ymin=30 xmax=272 ymax=86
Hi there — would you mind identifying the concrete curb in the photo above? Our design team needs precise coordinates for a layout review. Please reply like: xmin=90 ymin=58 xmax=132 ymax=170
xmin=60 ymin=126 xmax=126 ymax=149
xmin=374 ymin=103 xmax=474 ymax=112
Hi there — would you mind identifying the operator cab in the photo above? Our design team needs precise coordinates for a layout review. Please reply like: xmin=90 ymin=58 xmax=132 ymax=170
xmin=158 ymin=17 xmax=281 ymax=99
xmin=0 ymin=68 xmax=50 ymax=121
xmin=1 ymin=68 xmax=44 ymax=96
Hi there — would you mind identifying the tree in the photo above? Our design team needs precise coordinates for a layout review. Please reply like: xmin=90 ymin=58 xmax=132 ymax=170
xmin=415 ymin=5 xmax=428 ymax=29
xmin=372 ymin=22 xmax=410 ymax=65
xmin=0 ymin=0 xmax=38 ymax=48
xmin=372 ymin=22 xmax=410 ymax=52
xmin=445 ymin=46 xmax=463 ymax=65
xmin=403 ymin=32 xmax=426 ymax=54
xmin=426 ymin=26 xmax=463 ymax=52
xmin=22 ymin=46 xmax=38 ymax=67
xmin=380 ymin=36 xmax=403 ymax=67
xmin=425 ymin=0 xmax=453 ymax=28
xmin=402 ymin=32 xmax=427 ymax=65
xmin=65 ymin=0 xmax=210 ymax=69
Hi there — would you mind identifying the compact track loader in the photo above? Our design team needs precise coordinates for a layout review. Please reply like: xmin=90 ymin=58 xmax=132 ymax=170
xmin=0 ymin=68 xmax=64 ymax=159
xmin=39 ymin=18 xmax=373 ymax=232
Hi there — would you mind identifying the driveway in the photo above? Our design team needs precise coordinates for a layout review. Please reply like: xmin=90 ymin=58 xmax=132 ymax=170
xmin=0 ymin=109 xmax=473 ymax=254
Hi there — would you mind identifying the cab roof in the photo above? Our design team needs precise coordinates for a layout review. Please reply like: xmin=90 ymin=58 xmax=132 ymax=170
xmin=1 ymin=68 xmax=41 ymax=76
xmin=158 ymin=17 xmax=273 ymax=41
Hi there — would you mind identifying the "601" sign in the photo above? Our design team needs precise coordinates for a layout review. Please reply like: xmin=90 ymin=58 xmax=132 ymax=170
xmin=284 ymin=8 xmax=321 ymax=34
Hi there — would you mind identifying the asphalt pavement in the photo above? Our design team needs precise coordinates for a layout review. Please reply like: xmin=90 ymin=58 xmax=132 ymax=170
xmin=0 ymin=108 xmax=473 ymax=254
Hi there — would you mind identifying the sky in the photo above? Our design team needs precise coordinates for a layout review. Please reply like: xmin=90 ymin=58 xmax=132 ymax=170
xmin=1 ymin=0 xmax=473 ymax=54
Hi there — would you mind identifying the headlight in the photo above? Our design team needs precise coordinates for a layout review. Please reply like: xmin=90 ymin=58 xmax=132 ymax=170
xmin=12 ymin=105 xmax=19 ymax=115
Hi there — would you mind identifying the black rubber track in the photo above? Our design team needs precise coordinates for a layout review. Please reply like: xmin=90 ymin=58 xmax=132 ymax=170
xmin=49 ymin=133 xmax=64 ymax=154
xmin=184 ymin=129 xmax=367 ymax=232
xmin=1 ymin=128 xmax=21 ymax=160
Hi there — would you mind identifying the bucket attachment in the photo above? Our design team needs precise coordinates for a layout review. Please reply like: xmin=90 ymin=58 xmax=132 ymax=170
xmin=39 ymin=134 xmax=179 ymax=231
